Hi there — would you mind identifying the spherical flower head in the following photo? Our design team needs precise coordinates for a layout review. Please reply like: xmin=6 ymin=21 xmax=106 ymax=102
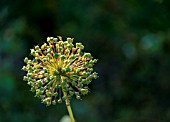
xmin=22 ymin=36 xmax=98 ymax=106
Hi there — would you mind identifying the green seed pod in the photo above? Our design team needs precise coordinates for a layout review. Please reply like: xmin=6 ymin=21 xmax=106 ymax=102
xmin=33 ymin=59 xmax=37 ymax=63
xmin=76 ymin=69 xmax=80 ymax=74
xmin=58 ymin=99 xmax=62 ymax=103
xmin=61 ymin=68 xmax=66 ymax=73
xmin=62 ymin=80 xmax=67 ymax=85
xmin=27 ymin=73 xmax=32 ymax=77
xmin=79 ymin=83 xmax=83 ymax=88
xmin=67 ymin=43 xmax=74 ymax=49
xmin=70 ymin=55 xmax=76 ymax=59
xmin=63 ymin=86 xmax=68 ymax=92
xmin=23 ymin=76 xmax=28 ymax=81
xmin=57 ymin=84 xmax=61 ymax=89
xmin=82 ymin=72 xmax=88 ymax=77
xmin=83 ymin=53 xmax=91 ymax=58
xmin=71 ymin=81 xmax=77 ymax=86
xmin=80 ymin=89 xmax=88 ymax=95
xmin=35 ymin=45 xmax=39 ymax=50
xmin=36 ymin=89 xmax=40 ymax=96
xmin=67 ymin=37 xmax=73 ymax=43
xmin=46 ymin=77 xmax=51 ymax=82
xmin=54 ymin=92 xmax=58 ymax=97
xmin=41 ymin=45 xmax=45 ymax=50
xmin=47 ymin=48 xmax=52 ymax=53
xmin=79 ymin=51 xmax=84 ymax=56
xmin=47 ymin=83 xmax=52 ymax=89
xmin=30 ymin=49 xmax=35 ymax=55
xmin=53 ymin=38 xmax=58 ymax=42
xmin=93 ymin=72 xmax=98 ymax=79
xmin=78 ymin=77 xmax=82 ymax=82
xmin=40 ymin=87 xmax=44 ymax=91
xmin=69 ymin=91 xmax=74 ymax=96
xmin=38 ymin=80 xmax=43 ymax=87
xmin=60 ymin=55 xmax=66 ymax=60
xmin=63 ymin=41 xmax=68 ymax=46
xmin=54 ymin=53 xmax=59 ymax=58
xmin=24 ymin=57 xmax=28 ymax=63
xmin=31 ymin=87 xmax=36 ymax=92
xmin=80 ymin=45 xmax=84 ymax=50
xmin=65 ymin=67 xmax=71 ymax=72
xmin=50 ymin=37 xmax=54 ymax=40
xmin=62 ymin=96 xmax=67 ymax=101
xmin=22 ymin=66 xmax=27 ymax=71
xmin=27 ymin=81 xmax=31 ymax=85
xmin=32 ymin=79 xmax=36 ymax=83
xmin=52 ymin=100 xmax=56 ymax=105
xmin=46 ymin=91 xmax=52 ymax=97
xmin=83 ymin=79 xmax=91 ymax=84
xmin=47 ymin=37 xmax=50 ymax=42
xmin=54 ymin=70 xmax=59 ymax=75
xmin=75 ymin=92 xmax=79 ymax=96
xmin=58 ymin=47 xmax=63 ymax=51
xmin=93 ymin=59 xmax=98 ymax=63
xmin=55 ymin=75 xmax=61 ymax=81
xmin=76 ymin=43 xmax=81 ymax=48
xmin=40 ymin=95 xmax=45 ymax=99
xmin=76 ymin=95 xmax=81 ymax=99
xmin=42 ymin=58 xmax=47 ymax=62
xmin=43 ymin=68 xmax=48 ymax=73
xmin=87 ymin=68 xmax=93 ymax=72
xmin=44 ymin=97 xmax=51 ymax=106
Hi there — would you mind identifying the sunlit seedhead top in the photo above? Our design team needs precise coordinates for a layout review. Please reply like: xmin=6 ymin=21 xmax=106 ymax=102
xmin=22 ymin=36 xmax=98 ymax=106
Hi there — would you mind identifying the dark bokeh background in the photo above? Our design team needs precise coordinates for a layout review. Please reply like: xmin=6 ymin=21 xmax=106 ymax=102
xmin=1 ymin=0 xmax=170 ymax=122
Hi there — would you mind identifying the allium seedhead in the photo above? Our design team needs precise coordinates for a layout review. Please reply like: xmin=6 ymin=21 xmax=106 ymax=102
xmin=22 ymin=36 xmax=98 ymax=106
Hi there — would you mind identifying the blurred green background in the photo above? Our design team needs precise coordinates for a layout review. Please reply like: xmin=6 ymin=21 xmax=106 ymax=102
xmin=1 ymin=0 xmax=170 ymax=122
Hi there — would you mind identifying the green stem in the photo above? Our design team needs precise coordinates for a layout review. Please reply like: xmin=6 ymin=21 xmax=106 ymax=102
xmin=66 ymin=104 xmax=75 ymax=122
xmin=63 ymin=91 xmax=75 ymax=122
xmin=61 ymin=76 xmax=75 ymax=122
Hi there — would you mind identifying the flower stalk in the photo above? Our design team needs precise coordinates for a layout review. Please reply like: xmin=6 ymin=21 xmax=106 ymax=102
xmin=61 ymin=76 xmax=75 ymax=122
xmin=66 ymin=105 xmax=75 ymax=122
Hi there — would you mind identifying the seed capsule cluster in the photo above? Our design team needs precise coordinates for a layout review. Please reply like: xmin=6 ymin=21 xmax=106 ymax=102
xmin=22 ymin=36 xmax=98 ymax=106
